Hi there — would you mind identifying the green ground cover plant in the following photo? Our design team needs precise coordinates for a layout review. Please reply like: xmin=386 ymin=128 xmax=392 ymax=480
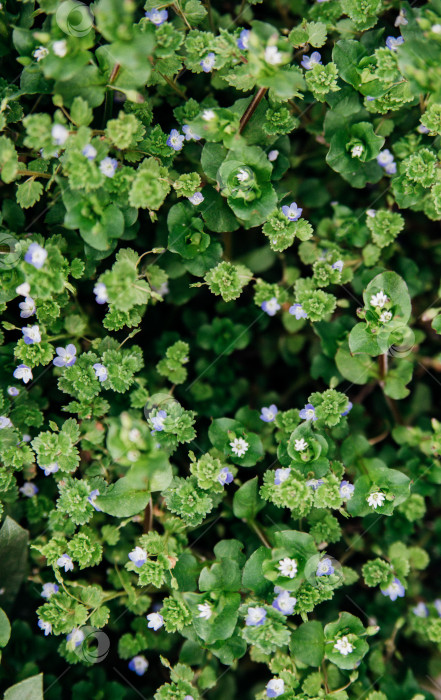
xmin=1 ymin=0 xmax=441 ymax=698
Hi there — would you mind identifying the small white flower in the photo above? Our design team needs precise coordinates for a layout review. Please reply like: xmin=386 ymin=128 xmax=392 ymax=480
xmin=197 ymin=603 xmax=213 ymax=620
xmin=367 ymin=491 xmax=386 ymax=509
xmin=236 ymin=168 xmax=250 ymax=182
xmin=395 ymin=9 xmax=408 ymax=26
xmin=129 ymin=428 xmax=141 ymax=442
xmin=230 ymin=437 xmax=249 ymax=457
xmin=334 ymin=635 xmax=354 ymax=656
xmin=265 ymin=45 xmax=283 ymax=65
xmin=0 ymin=416 xmax=12 ymax=429
xmin=379 ymin=310 xmax=393 ymax=323
xmin=146 ymin=612 xmax=164 ymax=630
xmin=52 ymin=124 xmax=69 ymax=146
xmin=268 ymin=149 xmax=279 ymax=161
xmin=202 ymin=109 xmax=215 ymax=121
xmin=277 ymin=557 xmax=298 ymax=579
xmin=53 ymin=40 xmax=67 ymax=57
xmin=370 ymin=291 xmax=389 ymax=308
xmin=294 ymin=438 xmax=308 ymax=452
xmin=432 ymin=23 xmax=441 ymax=34
xmin=351 ymin=145 xmax=364 ymax=158
xmin=33 ymin=46 xmax=49 ymax=61
xmin=16 ymin=282 xmax=30 ymax=297
xmin=366 ymin=209 xmax=376 ymax=218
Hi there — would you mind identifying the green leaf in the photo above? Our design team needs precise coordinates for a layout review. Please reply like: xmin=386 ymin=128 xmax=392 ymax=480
xmin=0 ymin=608 xmax=11 ymax=648
xmin=0 ymin=517 xmax=29 ymax=609
xmin=233 ymin=477 xmax=265 ymax=520
xmin=95 ymin=476 xmax=150 ymax=517
xmin=4 ymin=674 xmax=44 ymax=700
xmin=70 ymin=96 xmax=93 ymax=126
xmin=307 ymin=21 xmax=327 ymax=48
xmin=332 ymin=40 xmax=366 ymax=89
xmin=199 ymin=559 xmax=241 ymax=592
xmin=241 ymin=546 xmax=273 ymax=595
xmin=16 ymin=180 xmax=43 ymax=209
xmin=291 ymin=621 xmax=325 ymax=666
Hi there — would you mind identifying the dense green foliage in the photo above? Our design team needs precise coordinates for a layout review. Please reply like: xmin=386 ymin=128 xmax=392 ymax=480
xmin=1 ymin=0 xmax=441 ymax=698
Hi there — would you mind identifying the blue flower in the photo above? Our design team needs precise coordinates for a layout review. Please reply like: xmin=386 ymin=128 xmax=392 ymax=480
xmin=266 ymin=678 xmax=285 ymax=698
xmin=57 ymin=553 xmax=74 ymax=572
xmin=66 ymin=628 xmax=85 ymax=648
xmin=93 ymin=282 xmax=108 ymax=304
xmin=16 ymin=282 xmax=30 ymax=296
xmin=289 ymin=303 xmax=308 ymax=320
xmin=145 ymin=8 xmax=168 ymax=25
xmin=7 ymin=387 xmax=19 ymax=397
xmin=39 ymin=462 xmax=59 ymax=476
xmin=200 ymin=52 xmax=216 ymax=72
xmin=299 ymin=403 xmax=317 ymax=421
xmin=0 ymin=416 xmax=12 ymax=429
xmin=237 ymin=29 xmax=250 ymax=50
xmin=316 ymin=557 xmax=334 ymax=576
xmin=93 ymin=363 xmax=108 ymax=382
xmin=53 ymin=344 xmax=77 ymax=367
xmin=245 ymin=606 xmax=267 ymax=626
xmin=19 ymin=297 xmax=36 ymax=318
xmin=19 ymin=482 xmax=38 ymax=497
xmin=413 ymin=602 xmax=429 ymax=617
xmin=167 ymin=128 xmax=185 ymax=151
xmin=339 ymin=480 xmax=355 ymax=500
xmin=435 ymin=599 xmax=441 ymax=616
xmin=272 ymin=590 xmax=296 ymax=615
xmin=386 ymin=36 xmax=404 ymax=51
xmin=151 ymin=410 xmax=167 ymax=432
xmin=188 ymin=191 xmax=204 ymax=205
xmin=38 ymin=620 xmax=52 ymax=635
xmin=13 ymin=364 xmax=33 ymax=384
xmin=182 ymin=125 xmax=201 ymax=141
xmin=260 ymin=404 xmax=278 ymax=422
xmin=261 ymin=298 xmax=281 ymax=316
xmin=99 ymin=157 xmax=118 ymax=177
xmin=332 ymin=260 xmax=343 ymax=272
xmin=82 ymin=144 xmax=97 ymax=160
xmin=88 ymin=489 xmax=102 ymax=511
xmin=381 ymin=577 xmax=405 ymax=601
xmin=301 ymin=51 xmax=322 ymax=70
xmin=341 ymin=401 xmax=353 ymax=416
xmin=306 ymin=478 xmax=324 ymax=491
xmin=377 ymin=149 xmax=397 ymax=174
xmin=128 ymin=655 xmax=149 ymax=675
xmin=274 ymin=467 xmax=291 ymax=485
xmin=25 ymin=243 xmax=47 ymax=270
xmin=282 ymin=202 xmax=302 ymax=221
xmin=128 ymin=546 xmax=147 ymax=567
xmin=41 ymin=582 xmax=59 ymax=598
xmin=268 ymin=149 xmax=279 ymax=161
xmin=217 ymin=467 xmax=234 ymax=486
xmin=22 ymin=325 xmax=41 ymax=345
